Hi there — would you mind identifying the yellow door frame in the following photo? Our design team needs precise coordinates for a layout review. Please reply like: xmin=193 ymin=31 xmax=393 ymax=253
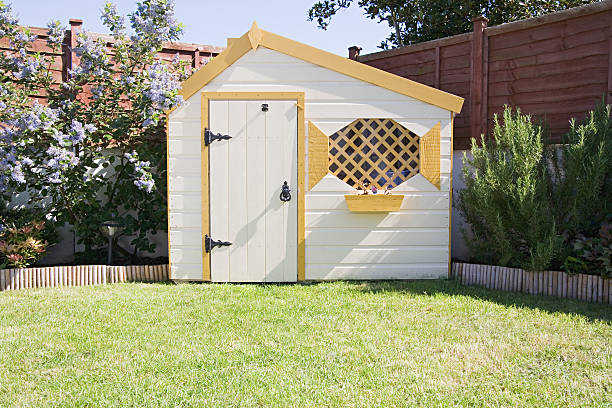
xmin=200 ymin=91 xmax=306 ymax=281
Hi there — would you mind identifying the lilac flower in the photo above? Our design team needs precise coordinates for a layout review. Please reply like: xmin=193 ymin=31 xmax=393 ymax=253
xmin=129 ymin=0 xmax=182 ymax=43
xmin=48 ymin=171 xmax=62 ymax=184
xmin=12 ymin=56 xmax=41 ymax=80
xmin=124 ymin=150 xmax=155 ymax=193
xmin=72 ymin=32 xmax=107 ymax=76
xmin=0 ymin=3 xmax=19 ymax=38
xmin=101 ymin=2 xmax=125 ymax=34
xmin=143 ymin=60 xmax=183 ymax=111
xmin=10 ymin=102 xmax=60 ymax=132
xmin=46 ymin=20 xmax=65 ymax=48
xmin=10 ymin=165 xmax=25 ymax=183
xmin=134 ymin=178 xmax=154 ymax=193
xmin=46 ymin=146 xmax=79 ymax=170
xmin=10 ymin=30 xmax=36 ymax=48
xmin=0 ymin=101 xmax=6 ymax=110
xmin=124 ymin=151 xmax=137 ymax=163
xmin=142 ymin=117 xmax=155 ymax=128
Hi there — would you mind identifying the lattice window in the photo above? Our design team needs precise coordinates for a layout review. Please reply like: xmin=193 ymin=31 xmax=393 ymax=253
xmin=328 ymin=119 xmax=419 ymax=190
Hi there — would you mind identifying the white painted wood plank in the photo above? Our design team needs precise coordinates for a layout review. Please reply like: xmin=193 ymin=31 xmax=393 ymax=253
xmin=244 ymin=101 xmax=267 ymax=282
xmin=227 ymin=101 xmax=249 ymax=282
xmin=169 ymin=193 xmax=201 ymax=211
xmin=306 ymin=102 xmax=448 ymax=120
xmin=306 ymin=246 xmax=448 ymax=264
xmin=170 ymin=247 xmax=202 ymax=264
xmin=168 ymin=157 xmax=201 ymax=175
xmin=168 ymin=139 xmax=201 ymax=156
xmin=169 ymin=230 xmax=202 ymax=246
xmin=169 ymin=212 xmax=201 ymax=229
xmin=167 ymin=120 xmax=201 ymax=138
xmin=171 ymin=263 xmax=202 ymax=280
xmin=394 ymin=174 xmax=451 ymax=192
xmin=308 ymin=119 xmax=449 ymax=139
xmin=169 ymin=97 xmax=201 ymax=120
xmin=205 ymin=82 xmax=430 ymax=102
xmin=168 ymin=175 xmax=202 ymax=193
xmin=310 ymin=173 xmax=451 ymax=193
xmin=306 ymin=210 xmax=448 ymax=229
xmin=306 ymin=263 xmax=448 ymax=280
xmin=305 ymin=228 xmax=448 ymax=246
xmin=209 ymin=100 xmax=230 ymax=282
xmin=285 ymin=101 xmax=299 ymax=282
xmin=265 ymin=101 xmax=289 ymax=282
xmin=305 ymin=193 xmax=449 ymax=210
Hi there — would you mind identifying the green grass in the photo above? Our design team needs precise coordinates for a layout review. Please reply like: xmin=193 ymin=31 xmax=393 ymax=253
xmin=0 ymin=280 xmax=610 ymax=407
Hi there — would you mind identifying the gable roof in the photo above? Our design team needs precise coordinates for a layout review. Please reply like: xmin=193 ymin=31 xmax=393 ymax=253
xmin=179 ymin=23 xmax=464 ymax=114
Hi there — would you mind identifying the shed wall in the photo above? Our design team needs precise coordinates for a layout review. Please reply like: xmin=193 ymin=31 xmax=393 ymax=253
xmin=168 ymin=47 xmax=451 ymax=280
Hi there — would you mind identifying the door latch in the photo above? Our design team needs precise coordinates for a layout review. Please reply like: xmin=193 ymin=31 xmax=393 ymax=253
xmin=204 ymin=128 xmax=232 ymax=146
xmin=279 ymin=181 xmax=291 ymax=202
xmin=205 ymin=234 xmax=232 ymax=253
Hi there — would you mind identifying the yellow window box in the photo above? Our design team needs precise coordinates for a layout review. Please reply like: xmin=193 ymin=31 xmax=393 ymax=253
xmin=344 ymin=194 xmax=404 ymax=213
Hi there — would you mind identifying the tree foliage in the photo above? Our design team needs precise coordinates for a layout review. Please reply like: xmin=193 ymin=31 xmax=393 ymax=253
xmin=308 ymin=0 xmax=602 ymax=48
xmin=0 ymin=0 xmax=189 ymax=264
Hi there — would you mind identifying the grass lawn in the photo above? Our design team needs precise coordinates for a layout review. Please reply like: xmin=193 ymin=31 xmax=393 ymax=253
xmin=0 ymin=280 xmax=610 ymax=407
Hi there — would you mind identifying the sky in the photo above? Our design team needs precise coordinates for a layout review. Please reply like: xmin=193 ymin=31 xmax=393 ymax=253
xmin=12 ymin=0 xmax=392 ymax=57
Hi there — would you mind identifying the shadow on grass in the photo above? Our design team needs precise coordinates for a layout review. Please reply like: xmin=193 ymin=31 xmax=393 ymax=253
xmin=345 ymin=279 xmax=612 ymax=323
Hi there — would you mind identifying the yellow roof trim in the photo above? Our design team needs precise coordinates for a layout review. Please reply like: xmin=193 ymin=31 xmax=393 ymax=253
xmin=179 ymin=24 xmax=464 ymax=113
xmin=247 ymin=21 xmax=263 ymax=50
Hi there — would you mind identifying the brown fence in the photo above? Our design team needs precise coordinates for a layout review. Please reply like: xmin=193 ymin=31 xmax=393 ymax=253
xmin=0 ymin=264 xmax=169 ymax=291
xmin=357 ymin=1 xmax=612 ymax=150
xmin=1 ymin=18 xmax=224 ymax=104
xmin=452 ymin=262 xmax=611 ymax=304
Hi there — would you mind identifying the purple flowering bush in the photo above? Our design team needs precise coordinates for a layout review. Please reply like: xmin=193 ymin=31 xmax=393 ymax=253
xmin=0 ymin=0 xmax=190 ymax=263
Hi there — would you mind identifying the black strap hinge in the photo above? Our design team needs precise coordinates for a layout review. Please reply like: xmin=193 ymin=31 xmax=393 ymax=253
xmin=204 ymin=128 xmax=232 ymax=146
xmin=205 ymin=234 xmax=232 ymax=253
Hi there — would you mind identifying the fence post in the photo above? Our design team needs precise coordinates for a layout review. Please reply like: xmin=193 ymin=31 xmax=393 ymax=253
xmin=470 ymin=16 xmax=488 ymax=141
xmin=608 ymin=10 xmax=612 ymax=103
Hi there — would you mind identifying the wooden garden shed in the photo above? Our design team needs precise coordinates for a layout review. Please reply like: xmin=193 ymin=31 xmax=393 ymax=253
xmin=167 ymin=23 xmax=464 ymax=282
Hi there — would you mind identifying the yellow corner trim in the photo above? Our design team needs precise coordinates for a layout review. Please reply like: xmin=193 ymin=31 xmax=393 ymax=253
xmin=420 ymin=122 xmax=441 ymax=190
xmin=179 ymin=26 xmax=464 ymax=113
xmin=307 ymin=121 xmax=329 ymax=190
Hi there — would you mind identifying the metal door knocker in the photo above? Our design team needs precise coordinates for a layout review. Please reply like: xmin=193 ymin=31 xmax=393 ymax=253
xmin=280 ymin=181 xmax=291 ymax=202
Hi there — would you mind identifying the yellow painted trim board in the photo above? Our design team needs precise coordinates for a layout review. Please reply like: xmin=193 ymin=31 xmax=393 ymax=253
xmin=201 ymin=92 xmax=306 ymax=282
xmin=200 ymin=94 xmax=211 ymax=281
xmin=448 ymin=113 xmax=454 ymax=278
xmin=419 ymin=122 xmax=441 ymax=190
xmin=307 ymin=121 xmax=329 ymax=190
xmin=180 ymin=25 xmax=464 ymax=114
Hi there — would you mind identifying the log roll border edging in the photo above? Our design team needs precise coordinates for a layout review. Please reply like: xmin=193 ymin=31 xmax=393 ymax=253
xmin=451 ymin=262 xmax=611 ymax=304
xmin=0 ymin=264 xmax=169 ymax=291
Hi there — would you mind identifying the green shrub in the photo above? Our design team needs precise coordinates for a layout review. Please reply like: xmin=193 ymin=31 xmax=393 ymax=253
xmin=0 ymin=206 xmax=57 ymax=268
xmin=551 ymin=100 xmax=612 ymax=238
xmin=459 ymin=101 xmax=612 ymax=275
xmin=562 ymin=222 xmax=611 ymax=278
xmin=457 ymin=107 xmax=562 ymax=271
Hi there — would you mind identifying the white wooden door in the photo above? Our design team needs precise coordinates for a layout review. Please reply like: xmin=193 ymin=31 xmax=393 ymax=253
xmin=208 ymin=99 xmax=298 ymax=282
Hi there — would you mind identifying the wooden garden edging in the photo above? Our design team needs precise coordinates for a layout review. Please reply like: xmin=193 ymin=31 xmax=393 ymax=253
xmin=0 ymin=264 xmax=169 ymax=292
xmin=451 ymin=262 xmax=611 ymax=304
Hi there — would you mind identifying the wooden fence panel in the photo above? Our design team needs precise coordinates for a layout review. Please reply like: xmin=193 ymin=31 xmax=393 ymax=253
xmin=358 ymin=2 xmax=612 ymax=150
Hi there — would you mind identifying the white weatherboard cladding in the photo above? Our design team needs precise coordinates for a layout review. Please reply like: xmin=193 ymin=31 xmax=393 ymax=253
xmin=169 ymin=46 xmax=452 ymax=280
xmin=168 ymin=91 xmax=203 ymax=280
